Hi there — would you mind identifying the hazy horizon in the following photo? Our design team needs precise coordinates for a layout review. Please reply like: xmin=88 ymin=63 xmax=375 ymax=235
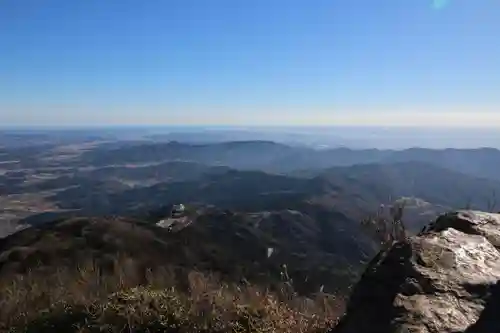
xmin=2 ymin=125 xmax=500 ymax=150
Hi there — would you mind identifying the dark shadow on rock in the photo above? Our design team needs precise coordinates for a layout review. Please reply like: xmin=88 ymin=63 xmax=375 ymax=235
xmin=462 ymin=281 xmax=500 ymax=333
xmin=332 ymin=241 xmax=413 ymax=333
xmin=427 ymin=211 xmax=483 ymax=236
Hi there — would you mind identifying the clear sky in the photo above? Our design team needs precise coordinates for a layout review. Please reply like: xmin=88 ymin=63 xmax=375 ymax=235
xmin=1 ymin=0 xmax=499 ymax=127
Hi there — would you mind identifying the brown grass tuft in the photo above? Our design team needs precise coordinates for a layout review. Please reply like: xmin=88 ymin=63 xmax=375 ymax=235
xmin=0 ymin=257 xmax=343 ymax=333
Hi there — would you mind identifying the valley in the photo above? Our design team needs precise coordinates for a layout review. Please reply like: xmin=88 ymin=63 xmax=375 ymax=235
xmin=1 ymin=131 xmax=500 ymax=332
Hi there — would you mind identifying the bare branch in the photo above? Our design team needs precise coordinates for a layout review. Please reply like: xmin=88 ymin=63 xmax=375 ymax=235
xmin=361 ymin=197 xmax=409 ymax=249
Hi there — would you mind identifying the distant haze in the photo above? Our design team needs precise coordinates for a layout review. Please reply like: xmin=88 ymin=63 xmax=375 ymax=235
xmin=2 ymin=126 xmax=499 ymax=150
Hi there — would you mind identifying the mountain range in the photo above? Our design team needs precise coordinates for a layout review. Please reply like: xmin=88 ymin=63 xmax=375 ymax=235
xmin=73 ymin=141 xmax=500 ymax=180
xmin=2 ymin=135 xmax=500 ymax=331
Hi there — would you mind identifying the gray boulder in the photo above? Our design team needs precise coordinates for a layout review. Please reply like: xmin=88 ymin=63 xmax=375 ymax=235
xmin=333 ymin=210 xmax=500 ymax=333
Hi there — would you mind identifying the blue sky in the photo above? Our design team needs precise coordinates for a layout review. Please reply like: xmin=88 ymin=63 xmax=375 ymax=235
xmin=1 ymin=0 xmax=499 ymax=127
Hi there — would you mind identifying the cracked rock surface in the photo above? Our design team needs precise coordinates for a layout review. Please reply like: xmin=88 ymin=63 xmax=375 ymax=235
xmin=332 ymin=211 xmax=500 ymax=333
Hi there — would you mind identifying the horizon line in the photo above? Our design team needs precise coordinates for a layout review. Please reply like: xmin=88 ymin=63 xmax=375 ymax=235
xmin=2 ymin=124 xmax=500 ymax=128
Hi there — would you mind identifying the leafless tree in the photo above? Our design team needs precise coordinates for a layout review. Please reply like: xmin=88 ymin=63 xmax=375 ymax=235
xmin=487 ymin=190 xmax=497 ymax=212
xmin=361 ymin=198 xmax=408 ymax=249
xmin=463 ymin=197 xmax=472 ymax=210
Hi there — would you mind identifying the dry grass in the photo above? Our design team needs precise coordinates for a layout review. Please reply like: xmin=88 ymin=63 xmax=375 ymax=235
xmin=0 ymin=257 xmax=343 ymax=333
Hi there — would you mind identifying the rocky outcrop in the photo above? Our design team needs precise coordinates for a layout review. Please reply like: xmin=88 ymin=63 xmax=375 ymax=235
xmin=333 ymin=210 xmax=500 ymax=333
